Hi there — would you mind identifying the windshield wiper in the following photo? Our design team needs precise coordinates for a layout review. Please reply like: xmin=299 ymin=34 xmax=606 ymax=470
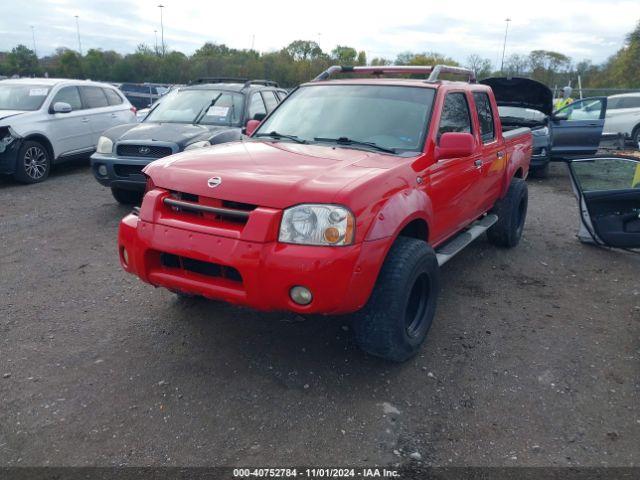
xmin=194 ymin=93 xmax=222 ymax=124
xmin=254 ymin=131 xmax=307 ymax=144
xmin=313 ymin=137 xmax=396 ymax=154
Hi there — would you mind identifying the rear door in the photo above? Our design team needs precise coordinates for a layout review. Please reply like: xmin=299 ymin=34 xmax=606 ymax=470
xmin=550 ymin=97 xmax=607 ymax=158
xmin=103 ymin=87 xmax=133 ymax=126
xmin=79 ymin=86 xmax=113 ymax=146
xmin=568 ymin=155 xmax=640 ymax=249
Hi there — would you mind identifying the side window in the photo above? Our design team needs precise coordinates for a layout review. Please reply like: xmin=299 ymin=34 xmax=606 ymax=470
xmin=572 ymin=158 xmax=640 ymax=191
xmin=51 ymin=86 xmax=82 ymax=111
xmin=277 ymin=90 xmax=288 ymax=101
xmin=473 ymin=92 xmax=495 ymax=143
xmin=80 ymin=86 xmax=109 ymax=109
xmin=261 ymin=91 xmax=278 ymax=112
xmin=557 ymin=98 xmax=604 ymax=121
xmin=438 ymin=92 xmax=472 ymax=136
xmin=248 ymin=93 xmax=267 ymax=120
xmin=621 ymin=97 xmax=640 ymax=109
xmin=103 ymin=88 xmax=123 ymax=106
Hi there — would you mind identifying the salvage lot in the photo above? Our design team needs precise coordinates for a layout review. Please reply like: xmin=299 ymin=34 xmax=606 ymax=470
xmin=0 ymin=163 xmax=639 ymax=466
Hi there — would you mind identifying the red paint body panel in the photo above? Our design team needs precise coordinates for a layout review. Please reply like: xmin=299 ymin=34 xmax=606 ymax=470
xmin=119 ymin=80 xmax=532 ymax=313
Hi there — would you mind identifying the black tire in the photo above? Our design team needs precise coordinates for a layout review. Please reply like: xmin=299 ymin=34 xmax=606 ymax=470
xmin=351 ymin=237 xmax=440 ymax=362
xmin=111 ymin=187 xmax=143 ymax=205
xmin=13 ymin=140 xmax=51 ymax=184
xmin=487 ymin=177 xmax=528 ymax=248
xmin=529 ymin=163 xmax=549 ymax=179
xmin=632 ymin=125 xmax=640 ymax=147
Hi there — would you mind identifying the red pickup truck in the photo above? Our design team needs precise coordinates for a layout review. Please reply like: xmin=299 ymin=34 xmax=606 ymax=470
xmin=118 ymin=65 xmax=532 ymax=362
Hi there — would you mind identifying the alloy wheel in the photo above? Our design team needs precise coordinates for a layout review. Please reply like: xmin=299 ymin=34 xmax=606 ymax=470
xmin=23 ymin=146 xmax=48 ymax=180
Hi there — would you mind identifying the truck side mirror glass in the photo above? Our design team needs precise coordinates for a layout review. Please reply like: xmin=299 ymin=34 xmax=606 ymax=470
xmin=245 ymin=119 xmax=261 ymax=136
xmin=435 ymin=132 xmax=475 ymax=160
xmin=252 ymin=112 xmax=267 ymax=121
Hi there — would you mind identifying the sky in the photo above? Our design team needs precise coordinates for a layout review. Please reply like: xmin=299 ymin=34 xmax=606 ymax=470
xmin=1 ymin=0 xmax=639 ymax=68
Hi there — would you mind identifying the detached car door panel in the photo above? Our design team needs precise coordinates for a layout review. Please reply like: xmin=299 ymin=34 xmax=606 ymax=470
xmin=569 ymin=156 xmax=640 ymax=248
xmin=551 ymin=97 xmax=607 ymax=157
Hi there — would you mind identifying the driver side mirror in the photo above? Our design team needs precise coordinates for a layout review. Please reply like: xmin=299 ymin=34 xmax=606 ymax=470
xmin=435 ymin=132 xmax=475 ymax=160
xmin=244 ymin=119 xmax=261 ymax=136
xmin=51 ymin=102 xmax=72 ymax=114
xmin=252 ymin=112 xmax=267 ymax=122
xmin=552 ymin=113 xmax=568 ymax=121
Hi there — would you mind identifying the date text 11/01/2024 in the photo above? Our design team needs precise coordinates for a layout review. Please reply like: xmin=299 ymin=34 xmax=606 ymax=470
xmin=232 ymin=467 xmax=400 ymax=477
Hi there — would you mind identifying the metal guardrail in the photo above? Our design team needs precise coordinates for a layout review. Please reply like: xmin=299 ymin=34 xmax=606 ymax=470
xmin=312 ymin=65 xmax=477 ymax=83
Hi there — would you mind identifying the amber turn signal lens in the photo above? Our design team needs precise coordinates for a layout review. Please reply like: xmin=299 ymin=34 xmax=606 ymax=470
xmin=323 ymin=226 xmax=341 ymax=244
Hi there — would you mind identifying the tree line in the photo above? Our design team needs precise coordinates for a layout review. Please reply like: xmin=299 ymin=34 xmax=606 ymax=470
xmin=1 ymin=20 xmax=638 ymax=90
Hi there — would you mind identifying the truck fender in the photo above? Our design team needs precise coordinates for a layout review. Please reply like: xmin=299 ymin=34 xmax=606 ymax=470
xmin=501 ymin=142 xmax=529 ymax=198
xmin=365 ymin=188 xmax=432 ymax=242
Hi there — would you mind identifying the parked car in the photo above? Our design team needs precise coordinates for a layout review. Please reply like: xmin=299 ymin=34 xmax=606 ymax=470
xmin=91 ymin=79 xmax=286 ymax=204
xmin=135 ymin=85 xmax=182 ymax=122
xmin=481 ymin=78 xmax=610 ymax=178
xmin=117 ymin=65 xmax=532 ymax=362
xmin=603 ymin=93 xmax=640 ymax=144
xmin=119 ymin=83 xmax=170 ymax=110
xmin=0 ymin=78 xmax=136 ymax=183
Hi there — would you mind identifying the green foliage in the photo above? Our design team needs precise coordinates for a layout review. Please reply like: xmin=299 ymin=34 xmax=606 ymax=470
xmin=6 ymin=44 xmax=39 ymax=76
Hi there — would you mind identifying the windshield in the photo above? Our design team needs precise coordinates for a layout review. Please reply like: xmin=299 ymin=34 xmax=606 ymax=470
xmin=0 ymin=84 xmax=50 ymax=111
xmin=256 ymin=85 xmax=435 ymax=153
xmin=144 ymin=89 xmax=244 ymax=126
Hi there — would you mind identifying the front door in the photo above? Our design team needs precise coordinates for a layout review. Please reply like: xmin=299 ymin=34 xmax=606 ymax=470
xmin=551 ymin=97 xmax=607 ymax=158
xmin=425 ymin=91 xmax=482 ymax=245
xmin=47 ymin=86 xmax=92 ymax=157
xmin=568 ymin=155 xmax=640 ymax=249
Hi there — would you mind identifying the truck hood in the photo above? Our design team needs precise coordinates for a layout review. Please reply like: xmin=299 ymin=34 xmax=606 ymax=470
xmin=115 ymin=122 xmax=239 ymax=147
xmin=480 ymin=77 xmax=553 ymax=116
xmin=144 ymin=140 xmax=393 ymax=209
xmin=0 ymin=110 xmax=27 ymax=122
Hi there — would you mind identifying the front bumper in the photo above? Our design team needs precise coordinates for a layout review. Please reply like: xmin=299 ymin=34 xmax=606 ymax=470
xmin=0 ymin=135 xmax=22 ymax=175
xmin=118 ymin=191 xmax=388 ymax=315
xmin=90 ymin=153 xmax=150 ymax=191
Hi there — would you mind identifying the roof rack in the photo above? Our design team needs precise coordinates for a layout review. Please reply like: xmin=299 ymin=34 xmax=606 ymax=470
xmin=312 ymin=65 xmax=476 ymax=83
xmin=242 ymin=79 xmax=279 ymax=88
xmin=192 ymin=77 xmax=249 ymax=85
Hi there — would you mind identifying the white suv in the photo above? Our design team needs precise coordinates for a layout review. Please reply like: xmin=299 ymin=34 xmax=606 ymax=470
xmin=603 ymin=93 xmax=640 ymax=145
xmin=0 ymin=78 xmax=136 ymax=183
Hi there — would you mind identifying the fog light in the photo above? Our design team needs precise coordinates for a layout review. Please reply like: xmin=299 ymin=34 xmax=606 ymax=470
xmin=121 ymin=247 xmax=129 ymax=266
xmin=98 ymin=164 xmax=108 ymax=176
xmin=290 ymin=286 xmax=312 ymax=305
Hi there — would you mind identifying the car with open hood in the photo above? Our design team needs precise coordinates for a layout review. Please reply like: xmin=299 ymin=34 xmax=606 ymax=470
xmin=481 ymin=77 xmax=608 ymax=178
xmin=90 ymin=79 xmax=287 ymax=204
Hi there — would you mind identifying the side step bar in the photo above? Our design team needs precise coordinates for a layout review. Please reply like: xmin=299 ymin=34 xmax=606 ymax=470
xmin=436 ymin=214 xmax=498 ymax=266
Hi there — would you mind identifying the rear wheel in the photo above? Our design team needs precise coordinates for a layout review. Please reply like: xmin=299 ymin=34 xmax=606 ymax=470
xmin=632 ymin=125 xmax=640 ymax=146
xmin=487 ymin=178 xmax=528 ymax=248
xmin=351 ymin=237 xmax=439 ymax=362
xmin=13 ymin=140 xmax=51 ymax=184
xmin=111 ymin=187 xmax=143 ymax=205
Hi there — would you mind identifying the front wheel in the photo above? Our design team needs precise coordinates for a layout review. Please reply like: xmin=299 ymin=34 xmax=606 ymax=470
xmin=111 ymin=187 xmax=143 ymax=205
xmin=351 ymin=237 xmax=440 ymax=362
xmin=13 ymin=140 xmax=51 ymax=184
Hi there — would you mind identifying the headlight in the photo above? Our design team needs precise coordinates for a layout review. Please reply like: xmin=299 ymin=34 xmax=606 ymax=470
xmin=96 ymin=136 xmax=113 ymax=154
xmin=184 ymin=140 xmax=211 ymax=151
xmin=279 ymin=204 xmax=355 ymax=246
xmin=0 ymin=127 xmax=17 ymax=153
xmin=532 ymin=126 xmax=549 ymax=137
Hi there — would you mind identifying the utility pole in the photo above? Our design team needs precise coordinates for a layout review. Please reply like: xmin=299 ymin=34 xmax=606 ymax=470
xmin=500 ymin=17 xmax=511 ymax=72
xmin=158 ymin=4 xmax=165 ymax=56
xmin=30 ymin=25 xmax=37 ymax=57
xmin=74 ymin=15 xmax=83 ymax=55
xmin=251 ymin=34 xmax=255 ymax=51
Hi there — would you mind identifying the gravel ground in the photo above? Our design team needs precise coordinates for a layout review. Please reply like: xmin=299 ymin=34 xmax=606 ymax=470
xmin=0 ymin=161 xmax=638 ymax=468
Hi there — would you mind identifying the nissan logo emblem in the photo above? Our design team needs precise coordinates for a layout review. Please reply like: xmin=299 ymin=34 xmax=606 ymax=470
xmin=138 ymin=146 xmax=151 ymax=155
xmin=207 ymin=176 xmax=222 ymax=188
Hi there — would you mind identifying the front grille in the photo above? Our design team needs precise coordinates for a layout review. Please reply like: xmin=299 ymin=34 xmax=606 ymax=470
xmin=116 ymin=144 xmax=173 ymax=158
xmin=165 ymin=191 xmax=256 ymax=224
xmin=114 ymin=164 xmax=144 ymax=177
xmin=160 ymin=253 xmax=242 ymax=283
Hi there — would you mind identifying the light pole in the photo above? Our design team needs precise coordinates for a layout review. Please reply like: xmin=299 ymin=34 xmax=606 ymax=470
xmin=500 ymin=17 xmax=511 ymax=72
xmin=74 ymin=15 xmax=83 ymax=55
xmin=30 ymin=25 xmax=37 ymax=57
xmin=154 ymin=29 xmax=159 ymax=55
xmin=158 ymin=4 xmax=165 ymax=56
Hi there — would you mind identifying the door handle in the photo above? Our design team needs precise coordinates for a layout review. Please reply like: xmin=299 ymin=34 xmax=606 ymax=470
xmin=497 ymin=151 xmax=505 ymax=159
xmin=81 ymin=117 xmax=90 ymax=123
xmin=111 ymin=113 xmax=118 ymax=118
xmin=474 ymin=159 xmax=483 ymax=168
